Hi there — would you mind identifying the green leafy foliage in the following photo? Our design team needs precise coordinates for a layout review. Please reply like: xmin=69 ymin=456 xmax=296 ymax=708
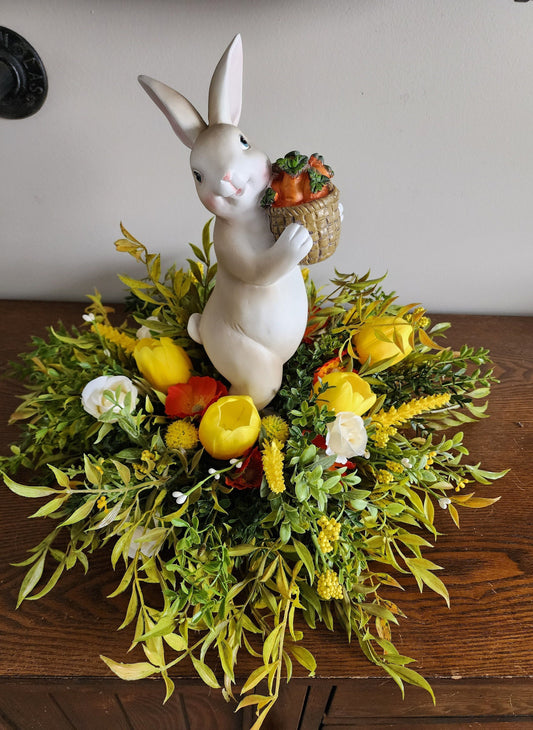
xmin=0 ymin=222 xmax=506 ymax=728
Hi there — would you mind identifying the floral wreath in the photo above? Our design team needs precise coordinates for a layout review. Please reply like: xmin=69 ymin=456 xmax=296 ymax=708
xmin=1 ymin=220 xmax=506 ymax=729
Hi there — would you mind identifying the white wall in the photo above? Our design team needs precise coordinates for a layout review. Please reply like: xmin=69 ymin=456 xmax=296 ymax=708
xmin=2 ymin=0 xmax=532 ymax=314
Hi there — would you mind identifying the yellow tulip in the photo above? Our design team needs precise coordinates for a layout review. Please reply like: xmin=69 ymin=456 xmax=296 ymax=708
xmin=354 ymin=315 xmax=413 ymax=367
xmin=199 ymin=395 xmax=261 ymax=460
xmin=133 ymin=337 xmax=192 ymax=393
xmin=315 ymin=371 xmax=376 ymax=416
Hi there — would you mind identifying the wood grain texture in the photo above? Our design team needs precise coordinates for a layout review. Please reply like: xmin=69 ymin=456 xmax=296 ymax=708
xmin=0 ymin=301 xmax=532 ymax=728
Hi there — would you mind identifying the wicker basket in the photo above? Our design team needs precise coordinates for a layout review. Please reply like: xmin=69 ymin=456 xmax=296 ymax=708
xmin=268 ymin=184 xmax=341 ymax=265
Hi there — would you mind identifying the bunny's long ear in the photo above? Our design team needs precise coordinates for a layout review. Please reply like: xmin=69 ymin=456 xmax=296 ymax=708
xmin=138 ymin=75 xmax=207 ymax=149
xmin=208 ymin=34 xmax=243 ymax=126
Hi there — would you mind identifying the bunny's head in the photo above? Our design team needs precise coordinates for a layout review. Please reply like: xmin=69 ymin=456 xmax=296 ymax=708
xmin=138 ymin=34 xmax=271 ymax=220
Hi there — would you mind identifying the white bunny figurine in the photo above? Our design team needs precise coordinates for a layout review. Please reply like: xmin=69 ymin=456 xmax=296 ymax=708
xmin=138 ymin=34 xmax=312 ymax=409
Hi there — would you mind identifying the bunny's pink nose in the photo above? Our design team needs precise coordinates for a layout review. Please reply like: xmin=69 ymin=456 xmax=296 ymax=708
xmin=219 ymin=172 xmax=243 ymax=197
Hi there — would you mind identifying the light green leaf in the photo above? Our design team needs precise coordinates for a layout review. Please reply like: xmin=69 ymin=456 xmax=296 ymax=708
xmin=289 ymin=645 xmax=316 ymax=674
xmin=29 ymin=496 xmax=68 ymax=518
xmin=16 ymin=551 xmax=46 ymax=606
xmin=100 ymin=656 xmax=159 ymax=681
xmin=163 ymin=632 xmax=188 ymax=652
xmin=112 ymin=460 xmax=131 ymax=486
xmin=25 ymin=561 xmax=65 ymax=601
xmin=83 ymin=455 xmax=102 ymax=487
xmin=263 ymin=623 xmax=284 ymax=664
xmin=48 ymin=465 xmax=71 ymax=488
xmin=293 ymin=539 xmax=315 ymax=582
xmin=241 ymin=663 xmax=275 ymax=694
xmin=228 ymin=544 xmax=257 ymax=556
xmin=118 ymin=587 xmax=138 ymax=631
xmin=59 ymin=497 xmax=97 ymax=527
xmin=190 ymin=655 xmax=220 ymax=689
xmin=3 ymin=473 xmax=58 ymax=498
xmin=235 ymin=694 xmax=272 ymax=711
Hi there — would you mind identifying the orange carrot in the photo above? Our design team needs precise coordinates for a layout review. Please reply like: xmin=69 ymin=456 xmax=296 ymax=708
xmin=309 ymin=154 xmax=333 ymax=179
xmin=271 ymin=171 xmax=305 ymax=207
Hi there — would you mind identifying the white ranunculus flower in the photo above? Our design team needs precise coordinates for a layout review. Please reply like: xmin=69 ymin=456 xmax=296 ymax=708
xmin=81 ymin=375 xmax=138 ymax=422
xmin=325 ymin=411 xmax=367 ymax=464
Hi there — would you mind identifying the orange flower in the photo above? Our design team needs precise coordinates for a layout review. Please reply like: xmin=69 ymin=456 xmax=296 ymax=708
xmin=313 ymin=357 xmax=343 ymax=386
xmin=166 ymin=376 xmax=227 ymax=419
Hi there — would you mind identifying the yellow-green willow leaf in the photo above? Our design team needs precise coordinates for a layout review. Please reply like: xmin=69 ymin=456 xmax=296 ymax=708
xmin=163 ymin=633 xmax=187 ymax=652
xmin=263 ymin=623 xmax=284 ymax=665
xmin=83 ymin=456 xmax=102 ymax=487
xmin=139 ymin=614 xmax=176 ymax=640
xmin=241 ymin=663 xmax=275 ymax=694
xmin=288 ymin=645 xmax=316 ymax=674
xmin=282 ymin=650 xmax=293 ymax=682
xmin=117 ymin=274 xmax=150 ymax=290
xmin=228 ymin=544 xmax=257 ymax=556
xmin=118 ymin=587 xmax=138 ymax=631
xmin=100 ymin=656 xmax=159 ymax=681
xmin=259 ymin=559 xmax=278 ymax=584
xmin=449 ymin=503 xmax=460 ymax=528
xmin=59 ymin=497 xmax=97 ymax=527
xmin=25 ymin=561 xmax=65 ymax=601
xmin=191 ymin=656 xmax=220 ymax=689
xmin=455 ymin=495 xmax=501 ymax=509
xmin=418 ymin=328 xmax=446 ymax=351
xmin=293 ymin=539 xmax=315 ymax=582
xmin=16 ymin=552 xmax=46 ymax=607
xmin=48 ymin=465 xmax=71 ymax=488
xmin=3 ymin=473 xmax=58 ymax=498
xmin=107 ymin=561 xmax=135 ymax=598
xmin=405 ymin=558 xmax=450 ymax=607
xmin=387 ymin=664 xmax=435 ymax=703
xmin=162 ymin=671 xmax=175 ymax=704
xmin=217 ymin=638 xmax=235 ymax=683
xmin=112 ymin=460 xmax=131 ymax=486
xmin=29 ymin=496 xmax=68 ymax=519
xmin=235 ymin=694 xmax=271 ymax=711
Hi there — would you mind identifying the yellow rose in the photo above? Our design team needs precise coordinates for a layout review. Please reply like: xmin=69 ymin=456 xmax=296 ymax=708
xmin=315 ymin=371 xmax=376 ymax=416
xmin=354 ymin=315 xmax=413 ymax=367
xmin=199 ymin=395 xmax=261 ymax=460
xmin=133 ymin=337 xmax=192 ymax=393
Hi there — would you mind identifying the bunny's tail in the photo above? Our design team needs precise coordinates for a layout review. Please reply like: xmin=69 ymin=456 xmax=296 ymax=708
xmin=187 ymin=313 xmax=203 ymax=345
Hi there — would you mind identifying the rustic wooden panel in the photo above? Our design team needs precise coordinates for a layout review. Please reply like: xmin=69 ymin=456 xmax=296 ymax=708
xmin=0 ymin=680 xmax=310 ymax=730
xmin=0 ymin=685 xmax=79 ymax=730
xmin=322 ymin=722 xmax=533 ymax=729
xmin=324 ymin=678 xmax=533 ymax=722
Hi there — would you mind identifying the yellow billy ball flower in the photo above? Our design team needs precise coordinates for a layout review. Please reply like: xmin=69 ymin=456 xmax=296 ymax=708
xmin=133 ymin=337 xmax=192 ymax=394
xmin=354 ymin=315 xmax=414 ymax=367
xmin=262 ymin=440 xmax=286 ymax=494
xmin=92 ymin=323 xmax=137 ymax=354
xmin=165 ymin=420 xmax=199 ymax=451
xmin=199 ymin=395 xmax=261 ymax=460
xmin=261 ymin=415 xmax=290 ymax=447
xmin=317 ymin=569 xmax=343 ymax=600
xmin=315 ymin=371 xmax=376 ymax=416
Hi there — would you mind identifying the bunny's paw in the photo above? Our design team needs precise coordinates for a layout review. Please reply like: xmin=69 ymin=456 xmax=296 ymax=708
xmin=281 ymin=222 xmax=313 ymax=262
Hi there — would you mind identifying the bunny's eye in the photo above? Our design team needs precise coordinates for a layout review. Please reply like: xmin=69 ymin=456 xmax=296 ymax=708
xmin=193 ymin=170 xmax=203 ymax=183
xmin=239 ymin=135 xmax=250 ymax=149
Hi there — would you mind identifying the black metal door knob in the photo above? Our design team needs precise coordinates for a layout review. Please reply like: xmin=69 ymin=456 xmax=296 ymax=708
xmin=0 ymin=27 xmax=47 ymax=119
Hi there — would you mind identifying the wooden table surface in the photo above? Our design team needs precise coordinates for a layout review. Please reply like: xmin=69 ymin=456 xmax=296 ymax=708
xmin=0 ymin=301 xmax=532 ymax=729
